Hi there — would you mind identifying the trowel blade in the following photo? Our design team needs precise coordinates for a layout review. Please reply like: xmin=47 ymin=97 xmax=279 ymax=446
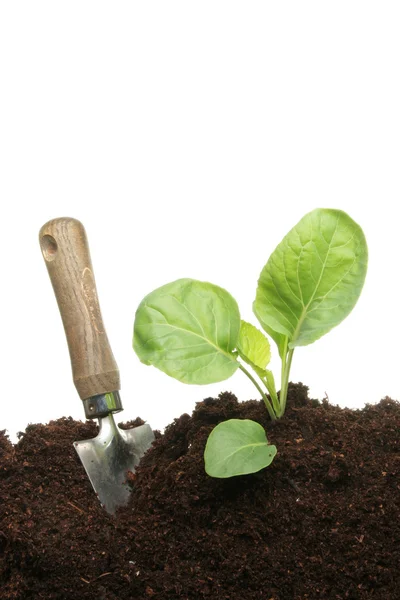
xmin=74 ymin=415 xmax=154 ymax=515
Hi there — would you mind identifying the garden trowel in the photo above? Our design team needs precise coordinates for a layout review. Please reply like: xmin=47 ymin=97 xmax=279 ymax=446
xmin=39 ymin=217 xmax=154 ymax=515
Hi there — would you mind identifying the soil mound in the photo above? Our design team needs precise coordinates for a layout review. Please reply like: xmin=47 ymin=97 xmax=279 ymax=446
xmin=1 ymin=384 xmax=399 ymax=599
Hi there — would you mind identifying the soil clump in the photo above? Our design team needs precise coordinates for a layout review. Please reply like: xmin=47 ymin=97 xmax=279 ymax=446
xmin=1 ymin=383 xmax=399 ymax=599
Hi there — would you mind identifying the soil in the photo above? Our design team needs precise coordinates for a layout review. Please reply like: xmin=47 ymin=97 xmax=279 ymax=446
xmin=1 ymin=383 xmax=399 ymax=600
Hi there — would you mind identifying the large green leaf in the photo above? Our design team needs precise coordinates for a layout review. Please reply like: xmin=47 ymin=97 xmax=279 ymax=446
xmin=204 ymin=419 xmax=277 ymax=478
xmin=133 ymin=278 xmax=240 ymax=384
xmin=253 ymin=209 xmax=368 ymax=350
xmin=236 ymin=320 xmax=271 ymax=371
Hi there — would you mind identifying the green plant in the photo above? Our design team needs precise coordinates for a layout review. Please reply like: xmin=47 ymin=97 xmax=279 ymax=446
xmin=133 ymin=208 xmax=368 ymax=477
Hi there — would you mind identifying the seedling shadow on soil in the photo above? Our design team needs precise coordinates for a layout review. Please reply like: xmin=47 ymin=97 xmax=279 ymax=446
xmin=1 ymin=383 xmax=399 ymax=600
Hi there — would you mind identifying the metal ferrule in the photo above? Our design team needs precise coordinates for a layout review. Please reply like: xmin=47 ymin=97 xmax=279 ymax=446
xmin=82 ymin=391 xmax=123 ymax=419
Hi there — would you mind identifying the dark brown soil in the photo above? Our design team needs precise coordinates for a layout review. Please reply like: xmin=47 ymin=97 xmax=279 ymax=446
xmin=1 ymin=383 xmax=399 ymax=599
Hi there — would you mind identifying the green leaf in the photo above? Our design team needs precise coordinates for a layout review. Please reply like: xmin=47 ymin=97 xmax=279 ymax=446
xmin=204 ymin=419 xmax=277 ymax=478
xmin=253 ymin=208 xmax=368 ymax=350
xmin=133 ymin=278 xmax=240 ymax=384
xmin=236 ymin=320 xmax=271 ymax=371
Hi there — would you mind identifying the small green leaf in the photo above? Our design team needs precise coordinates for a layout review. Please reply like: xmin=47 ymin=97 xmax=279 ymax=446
xmin=204 ymin=419 xmax=277 ymax=478
xmin=133 ymin=278 xmax=240 ymax=384
xmin=236 ymin=320 xmax=271 ymax=371
xmin=254 ymin=208 xmax=368 ymax=352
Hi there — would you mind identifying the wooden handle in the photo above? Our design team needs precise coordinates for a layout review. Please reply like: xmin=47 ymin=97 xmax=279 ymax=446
xmin=39 ymin=217 xmax=120 ymax=400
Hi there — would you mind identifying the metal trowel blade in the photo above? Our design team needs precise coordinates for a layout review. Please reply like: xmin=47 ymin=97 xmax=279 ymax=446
xmin=74 ymin=415 xmax=155 ymax=515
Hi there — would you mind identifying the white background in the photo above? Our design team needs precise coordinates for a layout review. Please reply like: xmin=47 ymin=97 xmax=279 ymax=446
xmin=0 ymin=3 xmax=399 ymax=442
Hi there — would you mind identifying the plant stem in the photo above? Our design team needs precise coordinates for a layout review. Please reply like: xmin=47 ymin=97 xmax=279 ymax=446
xmin=278 ymin=347 xmax=294 ymax=417
xmin=262 ymin=372 xmax=280 ymax=416
xmin=238 ymin=363 xmax=277 ymax=420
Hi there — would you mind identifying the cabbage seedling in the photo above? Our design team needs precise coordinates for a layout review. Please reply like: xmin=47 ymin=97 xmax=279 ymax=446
xmin=133 ymin=208 xmax=368 ymax=477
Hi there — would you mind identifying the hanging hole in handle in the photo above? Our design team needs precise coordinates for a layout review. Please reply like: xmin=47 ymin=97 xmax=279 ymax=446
xmin=41 ymin=234 xmax=58 ymax=261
